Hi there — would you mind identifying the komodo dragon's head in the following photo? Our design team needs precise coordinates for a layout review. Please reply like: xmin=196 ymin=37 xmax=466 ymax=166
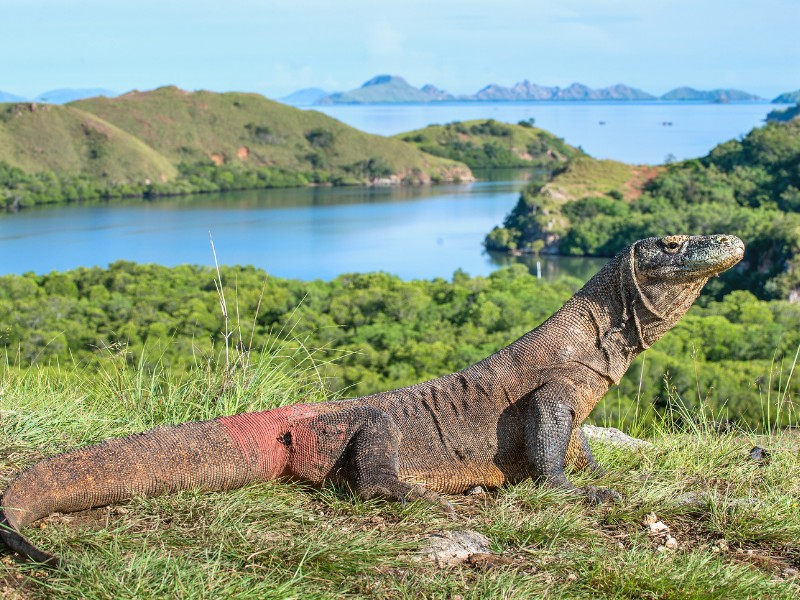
xmin=563 ymin=234 xmax=744 ymax=383
xmin=614 ymin=233 xmax=745 ymax=351
xmin=621 ymin=235 xmax=744 ymax=348
xmin=632 ymin=234 xmax=744 ymax=284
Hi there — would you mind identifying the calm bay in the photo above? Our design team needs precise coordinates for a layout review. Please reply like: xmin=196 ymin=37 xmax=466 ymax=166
xmin=1 ymin=102 xmax=784 ymax=280
xmin=313 ymin=101 xmax=781 ymax=164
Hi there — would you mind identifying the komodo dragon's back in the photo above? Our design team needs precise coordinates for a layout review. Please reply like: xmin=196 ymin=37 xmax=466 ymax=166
xmin=1 ymin=234 xmax=745 ymax=566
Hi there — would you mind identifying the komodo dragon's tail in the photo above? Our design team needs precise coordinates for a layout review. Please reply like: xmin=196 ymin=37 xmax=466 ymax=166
xmin=0 ymin=411 xmax=295 ymax=566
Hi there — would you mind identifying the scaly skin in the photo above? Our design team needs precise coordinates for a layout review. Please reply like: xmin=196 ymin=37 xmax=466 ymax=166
xmin=0 ymin=234 xmax=745 ymax=566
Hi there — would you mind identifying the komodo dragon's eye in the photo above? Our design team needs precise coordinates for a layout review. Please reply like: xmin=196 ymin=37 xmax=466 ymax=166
xmin=660 ymin=237 xmax=684 ymax=254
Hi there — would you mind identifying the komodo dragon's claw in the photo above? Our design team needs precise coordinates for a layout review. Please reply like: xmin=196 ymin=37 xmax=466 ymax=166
xmin=581 ymin=486 xmax=621 ymax=505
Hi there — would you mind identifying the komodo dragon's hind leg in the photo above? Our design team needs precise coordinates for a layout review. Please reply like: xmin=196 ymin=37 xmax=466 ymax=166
xmin=525 ymin=383 xmax=619 ymax=505
xmin=333 ymin=406 xmax=455 ymax=514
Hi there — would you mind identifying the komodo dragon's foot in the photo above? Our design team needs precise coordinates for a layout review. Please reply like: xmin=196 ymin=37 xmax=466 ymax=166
xmin=400 ymin=484 xmax=456 ymax=515
xmin=359 ymin=479 xmax=456 ymax=514
xmin=539 ymin=473 xmax=620 ymax=505
xmin=580 ymin=486 xmax=621 ymax=505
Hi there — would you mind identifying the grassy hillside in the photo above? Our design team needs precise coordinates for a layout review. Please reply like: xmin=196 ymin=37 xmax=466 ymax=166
xmin=0 ymin=350 xmax=798 ymax=598
xmin=0 ymin=87 xmax=473 ymax=209
xmin=72 ymin=87 xmax=469 ymax=183
xmin=397 ymin=119 xmax=583 ymax=168
xmin=0 ymin=102 xmax=176 ymax=182
xmin=534 ymin=157 xmax=661 ymax=202
xmin=484 ymin=157 xmax=662 ymax=253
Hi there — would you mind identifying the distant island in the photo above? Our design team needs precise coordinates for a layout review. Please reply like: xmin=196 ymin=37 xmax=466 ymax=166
xmin=0 ymin=88 xmax=117 ymax=104
xmin=773 ymin=89 xmax=800 ymax=104
xmin=3 ymin=79 xmax=789 ymax=107
xmin=0 ymin=90 xmax=27 ymax=103
xmin=281 ymin=75 xmax=767 ymax=106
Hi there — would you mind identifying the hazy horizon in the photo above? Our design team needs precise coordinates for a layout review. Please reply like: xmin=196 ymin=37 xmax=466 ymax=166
xmin=1 ymin=0 xmax=798 ymax=101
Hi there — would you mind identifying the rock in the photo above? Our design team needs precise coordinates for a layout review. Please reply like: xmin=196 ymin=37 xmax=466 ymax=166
xmin=582 ymin=425 xmax=653 ymax=448
xmin=465 ymin=485 xmax=487 ymax=496
xmin=748 ymin=446 xmax=770 ymax=464
xmin=675 ymin=491 xmax=709 ymax=507
xmin=642 ymin=512 xmax=659 ymax=525
xmin=664 ymin=536 xmax=678 ymax=549
xmin=643 ymin=513 xmax=669 ymax=533
xmin=418 ymin=530 xmax=492 ymax=566
xmin=647 ymin=521 xmax=670 ymax=535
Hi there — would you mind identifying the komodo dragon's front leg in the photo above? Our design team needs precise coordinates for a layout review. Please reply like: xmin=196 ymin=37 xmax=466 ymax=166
xmin=524 ymin=379 xmax=619 ymax=504
xmin=565 ymin=427 xmax=606 ymax=475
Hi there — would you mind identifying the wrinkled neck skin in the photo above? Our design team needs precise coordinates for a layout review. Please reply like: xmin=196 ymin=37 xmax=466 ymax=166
xmin=538 ymin=244 xmax=707 ymax=384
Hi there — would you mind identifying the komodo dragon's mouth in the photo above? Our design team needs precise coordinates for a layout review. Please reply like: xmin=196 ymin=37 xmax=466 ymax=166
xmin=688 ymin=235 xmax=745 ymax=277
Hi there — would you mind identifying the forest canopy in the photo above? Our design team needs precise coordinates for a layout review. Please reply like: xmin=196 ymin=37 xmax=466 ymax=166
xmin=2 ymin=262 xmax=798 ymax=431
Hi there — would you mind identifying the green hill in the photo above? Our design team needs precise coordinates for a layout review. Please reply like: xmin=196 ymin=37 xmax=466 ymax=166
xmin=767 ymin=102 xmax=800 ymax=122
xmin=396 ymin=119 xmax=583 ymax=168
xmin=0 ymin=102 xmax=176 ymax=182
xmin=71 ymin=87 xmax=467 ymax=180
xmin=73 ymin=87 xmax=469 ymax=183
xmin=486 ymin=119 xmax=800 ymax=299
xmin=0 ymin=87 xmax=472 ymax=209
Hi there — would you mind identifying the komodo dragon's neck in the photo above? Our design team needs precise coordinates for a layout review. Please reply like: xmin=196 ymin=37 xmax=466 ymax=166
xmin=474 ymin=246 xmax=706 ymax=387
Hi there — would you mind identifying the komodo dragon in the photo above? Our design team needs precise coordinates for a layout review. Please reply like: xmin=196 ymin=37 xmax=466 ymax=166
xmin=0 ymin=234 xmax=744 ymax=566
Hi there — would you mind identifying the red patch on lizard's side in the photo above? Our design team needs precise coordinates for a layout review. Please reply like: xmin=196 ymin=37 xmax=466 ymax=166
xmin=217 ymin=405 xmax=323 ymax=480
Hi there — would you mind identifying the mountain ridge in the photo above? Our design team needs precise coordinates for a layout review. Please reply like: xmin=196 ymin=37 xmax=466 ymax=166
xmin=302 ymin=75 xmax=766 ymax=105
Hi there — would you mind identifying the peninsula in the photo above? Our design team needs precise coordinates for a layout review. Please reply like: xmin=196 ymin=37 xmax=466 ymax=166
xmin=0 ymin=86 xmax=471 ymax=209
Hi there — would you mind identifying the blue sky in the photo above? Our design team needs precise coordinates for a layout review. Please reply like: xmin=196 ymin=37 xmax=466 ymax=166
xmin=1 ymin=0 xmax=798 ymax=99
